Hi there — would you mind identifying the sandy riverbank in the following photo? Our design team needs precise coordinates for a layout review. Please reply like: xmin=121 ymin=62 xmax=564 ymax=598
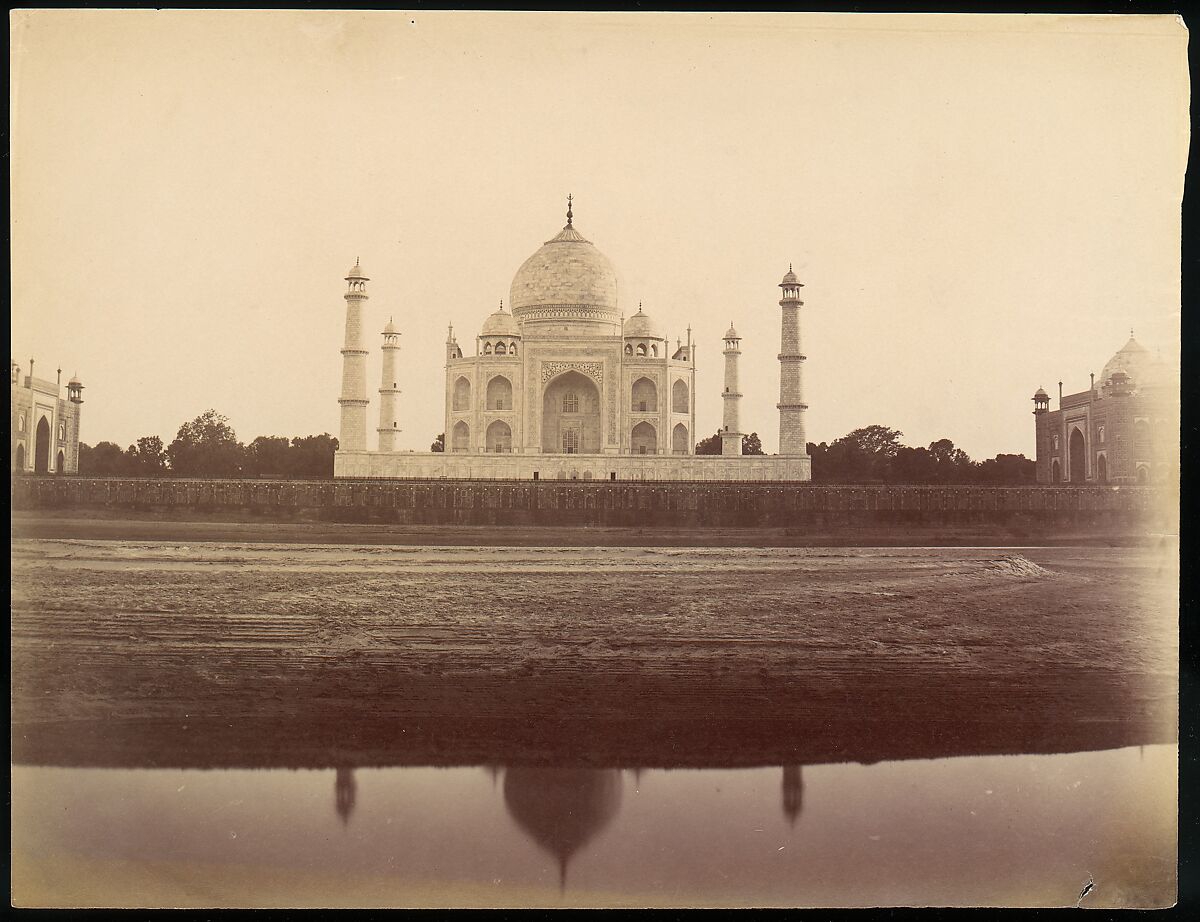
xmin=11 ymin=540 xmax=1178 ymax=768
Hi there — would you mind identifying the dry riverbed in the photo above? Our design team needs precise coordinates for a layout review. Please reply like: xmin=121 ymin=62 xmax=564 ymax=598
xmin=11 ymin=535 xmax=1179 ymax=768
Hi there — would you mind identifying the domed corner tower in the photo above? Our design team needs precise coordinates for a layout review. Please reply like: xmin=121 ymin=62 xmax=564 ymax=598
xmin=478 ymin=300 xmax=522 ymax=357
xmin=508 ymin=195 xmax=621 ymax=338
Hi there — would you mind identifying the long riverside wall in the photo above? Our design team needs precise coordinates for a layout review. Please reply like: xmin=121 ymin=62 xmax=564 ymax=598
xmin=10 ymin=476 xmax=1170 ymax=531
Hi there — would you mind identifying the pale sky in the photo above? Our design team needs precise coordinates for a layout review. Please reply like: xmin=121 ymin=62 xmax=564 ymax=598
xmin=10 ymin=11 xmax=1188 ymax=458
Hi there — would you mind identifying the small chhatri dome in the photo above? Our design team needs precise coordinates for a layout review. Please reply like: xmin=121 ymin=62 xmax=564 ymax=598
xmin=346 ymin=257 xmax=368 ymax=281
xmin=69 ymin=373 xmax=81 ymax=385
xmin=781 ymin=263 xmax=799 ymax=285
xmin=725 ymin=322 xmax=740 ymax=340
xmin=481 ymin=299 xmax=520 ymax=337
xmin=1033 ymin=386 xmax=1048 ymax=398
xmin=383 ymin=317 xmax=397 ymax=335
xmin=623 ymin=302 xmax=661 ymax=339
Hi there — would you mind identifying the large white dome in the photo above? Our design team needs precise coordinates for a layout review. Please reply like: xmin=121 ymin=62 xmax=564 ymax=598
xmin=509 ymin=222 xmax=619 ymax=332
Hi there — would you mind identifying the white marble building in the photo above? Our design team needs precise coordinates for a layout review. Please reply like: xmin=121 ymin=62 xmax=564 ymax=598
xmin=334 ymin=200 xmax=810 ymax=481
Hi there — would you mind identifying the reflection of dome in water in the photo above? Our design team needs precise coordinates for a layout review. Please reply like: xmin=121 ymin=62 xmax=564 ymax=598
xmin=503 ymin=767 xmax=623 ymax=888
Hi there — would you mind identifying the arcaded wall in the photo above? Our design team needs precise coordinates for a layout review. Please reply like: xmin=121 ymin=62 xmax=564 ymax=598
xmin=10 ymin=476 xmax=1165 ymax=530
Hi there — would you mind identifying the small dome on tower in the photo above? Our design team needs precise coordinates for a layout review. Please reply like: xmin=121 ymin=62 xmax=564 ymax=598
xmin=383 ymin=318 xmax=397 ymax=335
xmin=725 ymin=323 xmax=740 ymax=339
xmin=481 ymin=302 xmax=520 ymax=337
xmin=69 ymin=374 xmax=82 ymax=386
xmin=781 ymin=265 xmax=799 ymax=285
xmin=1033 ymin=386 xmax=1047 ymax=398
xmin=345 ymin=259 xmax=368 ymax=281
xmin=623 ymin=304 xmax=661 ymax=339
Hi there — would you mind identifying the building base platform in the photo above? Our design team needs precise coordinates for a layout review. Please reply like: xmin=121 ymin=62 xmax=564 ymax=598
xmin=333 ymin=450 xmax=812 ymax=481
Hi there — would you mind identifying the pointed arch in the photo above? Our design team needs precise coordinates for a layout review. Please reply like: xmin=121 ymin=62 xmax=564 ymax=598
xmin=672 ymin=379 xmax=689 ymax=413
xmin=631 ymin=421 xmax=657 ymax=455
xmin=14 ymin=443 xmax=25 ymax=472
xmin=1097 ymin=453 xmax=1107 ymax=483
xmin=542 ymin=370 xmax=601 ymax=454
xmin=486 ymin=419 xmax=512 ymax=453
xmin=34 ymin=416 xmax=50 ymax=473
xmin=453 ymin=376 xmax=472 ymax=411
xmin=672 ymin=422 xmax=688 ymax=454
xmin=487 ymin=375 xmax=513 ymax=411
xmin=451 ymin=420 xmax=470 ymax=453
xmin=631 ymin=377 xmax=657 ymax=413
xmin=1068 ymin=427 xmax=1086 ymax=483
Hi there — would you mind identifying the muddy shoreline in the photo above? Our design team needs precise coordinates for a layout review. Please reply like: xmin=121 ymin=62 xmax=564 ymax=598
xmin=10 ymin=510 xmax=1164 ymax=547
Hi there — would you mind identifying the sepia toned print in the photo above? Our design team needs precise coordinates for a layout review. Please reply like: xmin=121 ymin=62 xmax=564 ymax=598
xmin=10 ymin=10 xmax=1183 ymax=909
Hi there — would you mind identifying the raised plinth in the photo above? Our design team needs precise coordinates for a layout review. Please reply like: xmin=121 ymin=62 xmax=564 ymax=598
xmin=334 ymin=450 xmax=812 ymax=481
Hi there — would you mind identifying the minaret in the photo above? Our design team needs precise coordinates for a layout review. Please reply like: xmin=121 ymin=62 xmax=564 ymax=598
xmin=777 ymin=265 xmax=808 ymax=456
xmin=334 ymin=767 xmax=357 ymax=826
xmin=338 ymin=259 xmax=370 ymax=452
xmin=721 ymin=322 xmax=743 ymax=456
xmin=377 ymin=317 xmax=401 ymax=451
xmin=445 ymin=323 xmax=460 ymax=362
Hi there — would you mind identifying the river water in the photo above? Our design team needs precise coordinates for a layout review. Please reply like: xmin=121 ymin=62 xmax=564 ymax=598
xmin=12 ymin=745 xmax=1176 ymax=908
xmin=11 ymin=539 xmax=1178 ymax=907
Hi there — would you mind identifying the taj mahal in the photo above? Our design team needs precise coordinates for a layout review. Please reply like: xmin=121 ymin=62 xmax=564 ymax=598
xmin=333 ymin=198 xmax=811 ymax=481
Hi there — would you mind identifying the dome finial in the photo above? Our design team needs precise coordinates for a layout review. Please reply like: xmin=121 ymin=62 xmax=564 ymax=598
xmin=566 ymin=193 xmax=573 ymax=227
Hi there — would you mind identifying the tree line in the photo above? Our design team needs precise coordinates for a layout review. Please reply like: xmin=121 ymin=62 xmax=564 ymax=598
xmin=78 ymin=414 xmax=1032 ymax=483
xmin=695 ymin=424 xmax=1034 ymax=484
xmin=79 ymin=410 xmax=338 ymax=478
xmin=804 ymin=425 xmax=1034 ymax=484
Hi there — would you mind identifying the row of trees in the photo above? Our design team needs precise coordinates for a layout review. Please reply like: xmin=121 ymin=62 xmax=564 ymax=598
xmin=806 ymin=425 xmax=1035 ymax=484
xmin=79 ymin=410 xmax=338 ymax=478
xmin=79 ymin=414 xmax=1030 ymax=483
xmin=695 ymin=431 xmax=766 ymax=455
xmin=696 ymin=425 xmax=1033 ymax=483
